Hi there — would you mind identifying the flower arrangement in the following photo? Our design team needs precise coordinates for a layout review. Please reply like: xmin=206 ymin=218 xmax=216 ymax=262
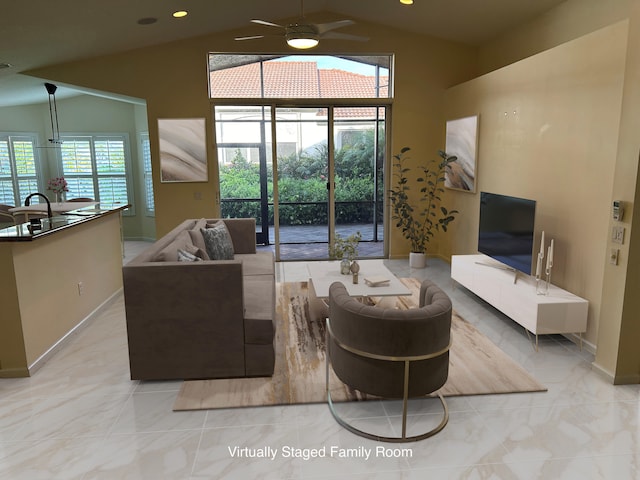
xmin=47 ymin=177 xmax=68 ymax=195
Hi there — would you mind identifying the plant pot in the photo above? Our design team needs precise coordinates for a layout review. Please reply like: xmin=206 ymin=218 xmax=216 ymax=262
xmin=409 ymin=252 xmax=427 ymax=269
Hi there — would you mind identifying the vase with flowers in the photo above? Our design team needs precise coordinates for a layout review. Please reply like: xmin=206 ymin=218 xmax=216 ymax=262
xmin=328 ymin=231 xmax=361 ymax=274
xmin=47 ymin=177 xmax=68 ymax=204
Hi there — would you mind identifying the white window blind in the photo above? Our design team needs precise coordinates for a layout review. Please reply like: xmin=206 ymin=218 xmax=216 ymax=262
xmin=0 ymin=134 xmax=40 ymax=206
xmin=140 ymin=133 xmax=154 ymax=215
xmin=60 ymin=134 xmax=132 ymax=212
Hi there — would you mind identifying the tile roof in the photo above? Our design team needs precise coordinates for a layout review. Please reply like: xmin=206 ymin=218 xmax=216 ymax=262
xmin=210 ymin=61 xmax=388 ymax=101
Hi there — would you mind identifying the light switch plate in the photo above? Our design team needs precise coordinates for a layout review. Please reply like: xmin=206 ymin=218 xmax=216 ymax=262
xmin=612 ymin=226 xmax=625 ymax=244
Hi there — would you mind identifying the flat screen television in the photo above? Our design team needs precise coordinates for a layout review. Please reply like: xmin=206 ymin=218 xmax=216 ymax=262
xmin=478 ymin=192 xmax=537 ymax=275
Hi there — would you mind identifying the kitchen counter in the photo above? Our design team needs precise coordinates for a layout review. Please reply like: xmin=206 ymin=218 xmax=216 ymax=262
xmin=0 ymin=203 xmax=128 ymax=241
xmin=0 ymin=204 xmax=129 ymax=377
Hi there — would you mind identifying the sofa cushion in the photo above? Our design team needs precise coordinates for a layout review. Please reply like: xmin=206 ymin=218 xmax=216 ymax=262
xmin=188 ymin=218 xmax=210 ymax=260
xmin=235 ymin=251 xmax=275 ymax=276
xmin=201 ymin=222 xmax=234 ymax=260
xmin=243 ymin=275 xmax=275 ymax=344
xmin=153 ymin=231 xmax=194 ymax=262
xmin=177 ymin=248 xmax=202 ymax=262
xmin=182 ymin=242 xmax=207 ymax=260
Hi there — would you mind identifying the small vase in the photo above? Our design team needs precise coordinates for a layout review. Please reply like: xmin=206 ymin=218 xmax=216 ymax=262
xmin=55 ymin=192 xmax=65 ymax=204
xmin=340 ymin=258 xmax=351 ymax=275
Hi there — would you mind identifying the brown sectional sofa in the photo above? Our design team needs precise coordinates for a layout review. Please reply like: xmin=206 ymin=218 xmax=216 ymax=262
xmin=123 ymin=218 xmax=275 ymax=380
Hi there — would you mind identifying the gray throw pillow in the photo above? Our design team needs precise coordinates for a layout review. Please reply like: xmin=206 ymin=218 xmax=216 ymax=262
xmin=201 ymin=223 xmax=234 ymax=260
xmin=177 ymin=248 xmax=202 ymax=262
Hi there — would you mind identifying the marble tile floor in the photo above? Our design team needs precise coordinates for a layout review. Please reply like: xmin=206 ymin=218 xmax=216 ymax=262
xmin=1 ymin=242 xmax=639 ymax=479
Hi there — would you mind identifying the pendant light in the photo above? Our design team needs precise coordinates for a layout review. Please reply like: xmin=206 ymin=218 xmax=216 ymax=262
xmin=45 ymin=82 xmax=62 ymax=145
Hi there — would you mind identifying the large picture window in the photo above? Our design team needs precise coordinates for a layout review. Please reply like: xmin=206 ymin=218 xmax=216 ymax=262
xmin=209 ymin=54 xmax=392 ymax=99
xmin=209 ymin=53 xmax=392 ymax=260
xmin=60 ymin=134 xmax=132 ymax=212
xmin=0 ymin=134 xmax=40 ymax=206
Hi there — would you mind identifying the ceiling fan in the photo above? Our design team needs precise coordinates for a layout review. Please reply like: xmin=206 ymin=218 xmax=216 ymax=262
xmin=235 ymin=0 xmax=368 ymax=49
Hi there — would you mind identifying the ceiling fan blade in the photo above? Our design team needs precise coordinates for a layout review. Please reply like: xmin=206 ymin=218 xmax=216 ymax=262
xmin=315 ymin=19 xmax=354 ymax=34
xmin=321 ymin=31 xmax=368 ymax=42
xmin=251 ymin=19 xmax=285 ymax=29
xmin=235 ymin=35 xmax=266 ymax=41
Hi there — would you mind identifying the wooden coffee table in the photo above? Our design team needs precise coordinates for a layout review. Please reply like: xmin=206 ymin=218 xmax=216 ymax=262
xmin=307 ymin=259 xmax=411 ymax=321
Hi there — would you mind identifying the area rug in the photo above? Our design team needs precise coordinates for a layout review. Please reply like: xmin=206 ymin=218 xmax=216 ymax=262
xmin=173 ymin=278 xmax=546 ymax=411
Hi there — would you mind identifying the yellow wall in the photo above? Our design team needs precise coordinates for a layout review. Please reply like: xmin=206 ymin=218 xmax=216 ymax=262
xmin=595 ymin=0 xmax=640 ymax=383
xmin=478 ymin=0 xmax=632 ymax=74
xmin=24 ymin=14 xmax=478 ymax=253
xmin=0 ymin=246 xmax=27 ymax=376
xmin=444 ymin=21 xmax=629 ymax=347
xmin=0 ymin=213 xmax=124 ymax=375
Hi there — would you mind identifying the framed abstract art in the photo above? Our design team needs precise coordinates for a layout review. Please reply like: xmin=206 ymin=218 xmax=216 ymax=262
xmin=158 ymin=118 xmax=208 ymax=183
xmin=444 ymin=115 xmax=478 ymax=192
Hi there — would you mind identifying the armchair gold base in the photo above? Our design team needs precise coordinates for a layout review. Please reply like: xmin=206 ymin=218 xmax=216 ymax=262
xmin=327 ymin=388 xmax=449 ymax=443
xmin=326 ymin=318 xmax=450 ymax=443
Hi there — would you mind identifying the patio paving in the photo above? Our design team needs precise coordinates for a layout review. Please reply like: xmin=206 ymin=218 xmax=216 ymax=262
xmin=257 ymin=223 xmax=385 ymax=260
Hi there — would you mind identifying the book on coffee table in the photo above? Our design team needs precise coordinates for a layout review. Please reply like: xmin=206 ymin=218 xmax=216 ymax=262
xmin=364 ymin=275 xmax=391 ymax=287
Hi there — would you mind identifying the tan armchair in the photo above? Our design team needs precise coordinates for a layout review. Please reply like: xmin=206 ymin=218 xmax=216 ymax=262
xmin=326 ymin=279 xmax=452 ymax=442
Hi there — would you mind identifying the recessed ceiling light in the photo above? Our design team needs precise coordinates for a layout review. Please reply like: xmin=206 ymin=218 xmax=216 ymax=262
xmin=173 ymin=10 xmax=188 ymax=18
xmin=137 ymin=17 xmax=158 ymax=25
xmin=400 ymin=0 xmax=414 ymax=4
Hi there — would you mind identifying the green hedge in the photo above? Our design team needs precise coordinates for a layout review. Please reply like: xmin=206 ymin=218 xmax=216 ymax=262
xmin=219 ymin=134 xmax=385 ymax=226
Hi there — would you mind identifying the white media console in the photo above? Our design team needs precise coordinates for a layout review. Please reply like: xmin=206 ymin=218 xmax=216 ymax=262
xmin=451 ymin=254 xmax=588 ymax=350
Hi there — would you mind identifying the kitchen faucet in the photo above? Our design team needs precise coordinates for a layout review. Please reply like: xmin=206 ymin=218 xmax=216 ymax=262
xmin=24 ymin=192 xmax=53 ymax=223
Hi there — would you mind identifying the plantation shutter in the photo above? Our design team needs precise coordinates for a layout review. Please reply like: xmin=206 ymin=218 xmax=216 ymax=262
xmin=60 ymin=134 xmax=132 ymax=211
xmin=0 ymin=135 xmax=39 ymax=205
xmin=140 ymin=133 xmax=154 ymax=215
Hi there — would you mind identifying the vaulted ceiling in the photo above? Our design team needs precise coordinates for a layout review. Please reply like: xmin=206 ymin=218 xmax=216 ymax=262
xmin=0 ymin=0 xmax=566 ymax=107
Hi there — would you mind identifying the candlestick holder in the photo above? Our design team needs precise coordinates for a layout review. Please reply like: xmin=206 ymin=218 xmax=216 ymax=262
xmin=535 ymin=252 xmax=547 ymax=295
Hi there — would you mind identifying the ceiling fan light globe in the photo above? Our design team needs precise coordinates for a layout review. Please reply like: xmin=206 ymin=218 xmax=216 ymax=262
xmin=286 ymin=33 xmax=319 ymax=49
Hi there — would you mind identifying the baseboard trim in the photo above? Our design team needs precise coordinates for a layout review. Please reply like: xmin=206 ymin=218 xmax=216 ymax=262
xmin=591 ymin=361 xmax=640 ymax=385
xmin=124 ymin=236 xmax=156 ymax=242
xmin=28 ymin=288 xmax=123 ymax=375
xmin=590 ymin=362 xmax=615 ymax=383
xmin=0 ymin=367 xmax=30 ymax=378
xmin=563 ymin=333 xmax=597 ymax=355
xmin=613 ymin=373 xmax=640 ymax=385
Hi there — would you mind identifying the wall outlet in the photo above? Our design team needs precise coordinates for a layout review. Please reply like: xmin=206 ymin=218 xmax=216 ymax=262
xmin=610 ymin=249 xmax=619 ymax=265
xmin=77 ymin=282 xmax=84 ymax=296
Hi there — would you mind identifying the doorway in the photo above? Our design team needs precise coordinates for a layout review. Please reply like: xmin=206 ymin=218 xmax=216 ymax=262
xmin=215 ymin=104 xmax=387 ymax=260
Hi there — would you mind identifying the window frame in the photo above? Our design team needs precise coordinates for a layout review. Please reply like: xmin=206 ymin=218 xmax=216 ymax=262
xmin=58 ymin=132 xmax=135 ymax=215
xmin=0 ymin=132 xmax=42 ymax=206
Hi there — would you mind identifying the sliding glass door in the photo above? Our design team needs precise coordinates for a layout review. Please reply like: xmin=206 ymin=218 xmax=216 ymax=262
xmin=215 ymin=106 xmax=272 ymax=245
xmin=215 ymin=104 xmax=388 ymax=260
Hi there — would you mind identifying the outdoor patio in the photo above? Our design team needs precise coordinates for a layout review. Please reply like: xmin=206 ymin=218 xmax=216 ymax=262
xmin=259 ymin=223 xmax=385 ymax=260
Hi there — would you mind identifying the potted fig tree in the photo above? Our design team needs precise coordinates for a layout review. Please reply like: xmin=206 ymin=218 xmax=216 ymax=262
xmin=389 ymin=147 xmax=459 ymax=268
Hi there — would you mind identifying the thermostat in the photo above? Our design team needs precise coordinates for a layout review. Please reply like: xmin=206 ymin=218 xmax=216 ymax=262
xmin=613 ymin=200 xmax=624 ymax=221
